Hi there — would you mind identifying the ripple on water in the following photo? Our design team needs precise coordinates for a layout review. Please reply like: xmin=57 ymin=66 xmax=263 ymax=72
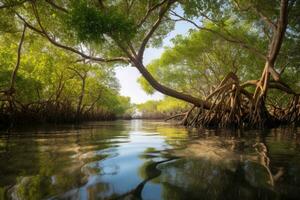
xmin=1 ymin=121 xmax=300 ymax=200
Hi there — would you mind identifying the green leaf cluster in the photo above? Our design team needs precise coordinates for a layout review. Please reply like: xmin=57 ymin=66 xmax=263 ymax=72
xmin=67 ymin=1 xmax=136 ymax=43
xmin=137 ymin=97 xmax=188 ymax=118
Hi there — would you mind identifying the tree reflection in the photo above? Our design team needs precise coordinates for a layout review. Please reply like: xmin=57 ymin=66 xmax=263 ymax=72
xmin=0 ymin=122 xmax=129 ymax=199
xmin=154 ymin=128 xmax=300 ymax=200
xmin=1 ymin=123 xmax=300 ymax=200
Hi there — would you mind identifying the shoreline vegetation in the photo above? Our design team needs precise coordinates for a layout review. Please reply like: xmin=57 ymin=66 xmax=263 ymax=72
xmin=0 ymin=0 xmax=299 ymax=129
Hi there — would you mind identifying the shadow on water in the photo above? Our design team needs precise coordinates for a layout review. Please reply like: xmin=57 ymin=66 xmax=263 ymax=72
xmin=0 ymin=120 xmax=300 ymax=200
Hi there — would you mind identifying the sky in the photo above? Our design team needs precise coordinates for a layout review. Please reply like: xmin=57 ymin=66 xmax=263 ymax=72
xmin=115 ymin=21 xmax=194 ymax=104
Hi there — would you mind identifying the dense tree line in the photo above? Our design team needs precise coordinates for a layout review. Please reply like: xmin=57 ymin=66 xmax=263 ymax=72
xmin=136 ymin=97 xmax=188 ymax=119
xmin=0 ymin=0 xmax=299 ymax=128
xmin=0 ymin=9 xmax=132 ymax=128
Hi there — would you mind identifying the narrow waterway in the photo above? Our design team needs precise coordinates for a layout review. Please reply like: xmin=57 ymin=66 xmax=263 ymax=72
xmin=0 ymin=120 xmax=300 ymax=199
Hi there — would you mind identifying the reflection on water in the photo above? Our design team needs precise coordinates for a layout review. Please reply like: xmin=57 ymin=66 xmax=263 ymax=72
xmin=0 ymin=120 xmax=300 ymax=199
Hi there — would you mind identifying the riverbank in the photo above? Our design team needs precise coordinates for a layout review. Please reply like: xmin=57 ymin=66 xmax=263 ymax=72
xmin=0 ymin=110 xmax=125 ymax=130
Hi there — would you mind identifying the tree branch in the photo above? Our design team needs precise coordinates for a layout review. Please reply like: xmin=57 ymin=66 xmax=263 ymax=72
xmin=45 ymin=0 xmax=68 ymax=13
xmin=98 ymin=0 xmax=105 ymax=9
xmin=67 ymin=67 xmax=86 ymax=79
xmin=268 ymin=0 xmax=289 ymax=64
xmin=137 ymin=0 xmax=175 ymax=61
xmin=269 ymin=81 xmax=297 ymax=95
xmin=164 ymin=113 xmax=186 ymax=121
xmin=133 ymin=59 xmax=212 ymax=109
xmin=10 ymin=24 xmax=27 ymax=92
xmin=170 ymin=11 xmax=267 ymax=60
xmin=136 ymin=0 xmax=169 ymax=27
xmin=16 ymin=7 xmax=129 ymax=64
xmin=241 ymin=79 xmax=259 ymax=88
xmin=0 ymin=0 xmax=28 ymax=9
xmin=233 ymin=0 xmax=276 ymax=30
xmin=265 ymin=0 xmax=289 ymax=82
xmin=253 ymin=7 xmax=277 ymax=30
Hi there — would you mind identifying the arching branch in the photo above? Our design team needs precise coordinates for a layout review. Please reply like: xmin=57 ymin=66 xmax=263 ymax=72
xmin=169 ymin=11 xmax=267 ymax=60
xmin=16 ymin=8 xmax=129 ymax=64
xmin=133 ymin=59 xmax=212 ymax=109
xmin=137 ymin=0 xmax=175 ymax=61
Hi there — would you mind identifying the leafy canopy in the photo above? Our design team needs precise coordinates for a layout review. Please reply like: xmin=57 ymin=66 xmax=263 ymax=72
xmin=68 ymin=1 xmax=136 ymax=43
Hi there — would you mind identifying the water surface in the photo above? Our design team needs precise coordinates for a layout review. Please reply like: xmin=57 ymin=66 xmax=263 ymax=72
xmin=0 ymin=120 xmax=300 ymax=199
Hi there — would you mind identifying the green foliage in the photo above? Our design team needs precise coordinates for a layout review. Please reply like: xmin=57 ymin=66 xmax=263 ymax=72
xmin=182 ymin=0 xmax=229 ymax=19
xmin=157 ymin=97 xmax=188 ymax=113
xmin=137 ymin=97 xmax=188 ymax=118
xmin=67 ymin=1 xmax=136 ymax=43
xmin=0 ymin=31 xmax=132 ymax=123
xmin=139 ymin=23 xmax=263 ymax=98
xmin=0 ymin=9 xmax=17 ymax=33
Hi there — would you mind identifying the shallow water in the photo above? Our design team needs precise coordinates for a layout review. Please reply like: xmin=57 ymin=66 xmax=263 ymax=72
xmin=0 ymin=120 xmax=300 ymax=200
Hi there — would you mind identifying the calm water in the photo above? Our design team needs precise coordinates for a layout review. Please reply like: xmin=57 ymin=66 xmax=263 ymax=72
xmin=0 ymin=120 xmax=300 ymax=200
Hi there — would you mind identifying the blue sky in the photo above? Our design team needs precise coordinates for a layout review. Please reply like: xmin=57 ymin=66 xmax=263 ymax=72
xmin=115 ymin=21 xmax=194 ymax=104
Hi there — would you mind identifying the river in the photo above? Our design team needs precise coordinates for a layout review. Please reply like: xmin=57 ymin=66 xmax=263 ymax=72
xmin=0 ymin=120 xmax=300 ymax=199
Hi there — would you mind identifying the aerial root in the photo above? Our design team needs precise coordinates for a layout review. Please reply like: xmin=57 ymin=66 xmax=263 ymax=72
xmin=175 ymin=72 xmax=299 ymax=128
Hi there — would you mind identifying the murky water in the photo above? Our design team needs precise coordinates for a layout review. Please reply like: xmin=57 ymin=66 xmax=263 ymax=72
xmin=0 ymin=120 xmax=300 ymax=200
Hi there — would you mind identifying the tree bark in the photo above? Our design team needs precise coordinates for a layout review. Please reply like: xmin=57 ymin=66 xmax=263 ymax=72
xmin=133 ymin=60 xmax=212 ymax=109
xmin=76 ymin=73 xmax=87 ymax=119
xmin=9 ymin=24 xmax=26 ymax=94
xmin=250 ymin=0 xmax=289 ymax=126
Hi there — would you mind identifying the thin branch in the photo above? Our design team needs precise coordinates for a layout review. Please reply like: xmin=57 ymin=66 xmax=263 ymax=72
xmin=262 ymin=26 xmax=272 ymax=42
xmin=170 ymin=11 xmax=267 ymax=60
xmin=10 ymin=24 xmax=27 ymax=92
xmin=279 ymin=62 xmax=289 ymax=75
xmin=164 ymin=113 xmax=186 ymax=121
xmin=253 ymin=7 xmax=277 ymax=30
xmin=241 ymin=79 xmax=297 ymax=95
xmin=45 ymin=0 xmax=68 ymax=13
xmin=84 ymin=92 xmax=102 ymax=114
xmin=127 ymin=0 xmax=136 ymax=13
xmin=67 ymin=67 xmax=86 ymax=79
xmin=127 ymin=41 xmax=138 ymax=58
xmin=0 ymin=0 xmax=28 ymax=9
xmin=136 ymin=0 xmax=168 ymax=27
xmin=269 ymin=81 xmax=297 ymax=95
xmin=16 ymin=10 xmax=129 ymax=63
xmin=233 ymin=0 xmax=276 ymax=30
xmin=137 ymin=0 xmax=175 ymax=61
xmin=232 ymin=0 xmax=252 ymax=11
